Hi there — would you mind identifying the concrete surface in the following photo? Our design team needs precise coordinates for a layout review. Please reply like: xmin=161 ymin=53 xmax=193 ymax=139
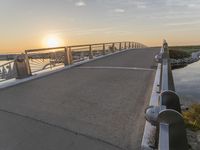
xmin=0 ymin=110 xmax=122 ymax=150
xmin=0 ymin=48 xmax=159 ymax=150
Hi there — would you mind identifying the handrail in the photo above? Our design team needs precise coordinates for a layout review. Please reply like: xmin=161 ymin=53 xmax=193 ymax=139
xmin=158 ymin=41 xmax=188 ymax=150
xmin=0 ymin=60 xmax=15 ymax=67
xmin=145 ymin=40 xmax=188 ymax=150
xmin=26 ymin=47 xmax=66 ymax=53
xmin=0 ymin=60 xmax=17 ymax=82
xmin=160 ymin=44 xmax=175 ymax=92
xmin=0 ymin=41 xmax=147 ymax=82
xmin=25 ymin=41 xmax=146 ymax=52
xmin=24 ymin=41 xmax=146 ymax=73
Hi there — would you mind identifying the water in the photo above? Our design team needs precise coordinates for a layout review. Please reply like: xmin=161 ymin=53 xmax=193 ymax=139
xmin=0 ymin=60 xmax=11 ymax=66
xmin=173 ymin=61 xmax=200 ymax=106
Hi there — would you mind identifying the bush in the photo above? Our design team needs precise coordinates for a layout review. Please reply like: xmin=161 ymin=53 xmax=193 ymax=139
xmin=169 ymin=49 xmax=190 ymax=59
xmin=183 ymin=104 xmax=200 ymax=131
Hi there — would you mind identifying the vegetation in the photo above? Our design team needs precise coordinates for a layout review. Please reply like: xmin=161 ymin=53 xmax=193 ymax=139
xmin=169 ymin=45 xmax=200 ymax=59
xmin=183 ymin=104 xmax=200 ymax=131
xmin=169 ymin=49 xmax=190 ymax=59
xmin=169 ymin=46 xmax=200 ymax=54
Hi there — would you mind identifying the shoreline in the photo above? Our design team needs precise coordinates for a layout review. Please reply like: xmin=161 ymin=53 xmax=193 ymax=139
xmin=171 ymin=51 xmax=200 ymax=69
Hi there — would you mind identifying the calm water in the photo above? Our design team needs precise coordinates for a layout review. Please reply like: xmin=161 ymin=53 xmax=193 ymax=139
xmin=173 ymin=61 xmax=200 ymax=105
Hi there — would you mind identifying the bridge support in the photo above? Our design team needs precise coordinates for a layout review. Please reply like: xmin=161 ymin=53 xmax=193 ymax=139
xmin=158 ymin=109 xmax=188 ymax=150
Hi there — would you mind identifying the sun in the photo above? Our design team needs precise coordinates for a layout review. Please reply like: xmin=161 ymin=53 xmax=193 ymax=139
xmin=47 ymin=37 xmax=59 ymax=47
xmin=43 ymin=35 xmax=63 ymax=48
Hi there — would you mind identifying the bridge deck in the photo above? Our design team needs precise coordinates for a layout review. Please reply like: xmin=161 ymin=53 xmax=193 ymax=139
xmin=0 ymin=48 xmax=159 ymax=150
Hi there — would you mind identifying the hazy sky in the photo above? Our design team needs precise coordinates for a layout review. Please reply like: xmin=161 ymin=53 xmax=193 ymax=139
xmin=0 ymin=0 xmax=200 ymax=53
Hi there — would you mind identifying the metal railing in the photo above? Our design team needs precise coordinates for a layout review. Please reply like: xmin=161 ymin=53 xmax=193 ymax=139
xmin=25 ymin=47 xmax=66 ymax=73
xmin=25 ymin=41 xmax=146 ymax=73
xmin=0 ymin=60 xmax=17 ymax=82
xmin=145 ymin=41 xmax=188 ymax=150
xmin=0 ymin=41 xmax=146 ymax=82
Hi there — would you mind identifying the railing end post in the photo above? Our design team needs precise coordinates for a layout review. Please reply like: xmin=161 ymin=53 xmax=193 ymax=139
xmin=15 ymin=53 xmax=32 ymax=79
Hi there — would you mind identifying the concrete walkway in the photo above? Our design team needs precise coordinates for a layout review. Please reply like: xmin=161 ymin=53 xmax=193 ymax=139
xmin=0 ymin=48 xmax=159 ymax=150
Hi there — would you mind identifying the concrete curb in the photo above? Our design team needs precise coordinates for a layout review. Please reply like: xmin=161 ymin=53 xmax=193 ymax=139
xmin=141 ymin=64 xmax=161 ymax=149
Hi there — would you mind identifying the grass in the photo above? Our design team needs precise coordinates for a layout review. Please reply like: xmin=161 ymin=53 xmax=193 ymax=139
xmin=183 ymin=104 xmax=200 ymax=131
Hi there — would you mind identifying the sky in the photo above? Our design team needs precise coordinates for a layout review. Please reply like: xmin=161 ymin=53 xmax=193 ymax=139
xmin=0 ymin=0 xmax=200 ymax=53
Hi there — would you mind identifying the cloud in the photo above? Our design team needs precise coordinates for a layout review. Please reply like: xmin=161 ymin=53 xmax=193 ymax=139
xmin=134 ymin=1 xmax=147 ymax=9
xmin=188 ymin=3 xmax=200 ymax=8
xmin=75 ymin=1 xmax=86 ymax=7
xmin=48 ymin=27 xmax=116 ymax=36
xmin=99 ymin=0 xmax=148 ymax=9
xmin=114 ymin=8 xmax=125 ymax=13
xmin=137 ymin=4 xmax=146 ymax=9
xmin=166 ymin=21 xmax=200 ymax=26
xmin=165 ymin=0 xmax=200 ymax=8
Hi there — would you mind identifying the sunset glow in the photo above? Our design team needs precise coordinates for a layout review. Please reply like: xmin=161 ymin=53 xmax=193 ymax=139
xmin=0 ymin=0 xmax=200 ymax=53
xmin=43 ymin=36 xmax=63 ymax=48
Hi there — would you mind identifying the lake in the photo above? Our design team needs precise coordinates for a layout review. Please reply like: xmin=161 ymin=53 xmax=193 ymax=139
xmin=173 ymin=60 xmax=200 ymax=106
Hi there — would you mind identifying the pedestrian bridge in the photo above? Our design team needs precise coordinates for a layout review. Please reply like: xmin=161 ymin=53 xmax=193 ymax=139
xmin=0 ymin=42 xmax=188 ymax=150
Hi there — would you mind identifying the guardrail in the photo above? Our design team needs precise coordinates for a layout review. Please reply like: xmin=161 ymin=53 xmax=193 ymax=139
xmin=0 ymin=60 xmax=17 ymax=82
xmin=0 ymin=41 xmax=146 ymax=82
xmin=145 ymin=41 xmax=188 ymax=150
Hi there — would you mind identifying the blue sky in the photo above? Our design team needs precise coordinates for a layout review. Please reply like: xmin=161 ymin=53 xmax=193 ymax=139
xmin=0 ymin=0 xmax=200 ymax=53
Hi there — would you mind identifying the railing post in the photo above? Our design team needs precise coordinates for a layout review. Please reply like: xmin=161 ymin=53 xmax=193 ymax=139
xmin=68 ymin=47 xmax=73 ymax=64
xmin=119 ymin=42 xmax=122 ymax=50
xmin=102 ymin=44 xmax=106 ymax=55
xmin=89 ymin=45 xmax=93 ymax=59
xmin=125 ymin=42 xmax=127 ymax=49
xmin=15 ymin=53 xmax=32 ymax=79
xmin=112 ymin=43 xmax=115 ymax=53
xmin=24 ymin=51 xmax=32 ymax=75
xmin=64 ymin=47 xmax=71 ymax=65
xmin=158 ymin=109 xmax=188 ymax=150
